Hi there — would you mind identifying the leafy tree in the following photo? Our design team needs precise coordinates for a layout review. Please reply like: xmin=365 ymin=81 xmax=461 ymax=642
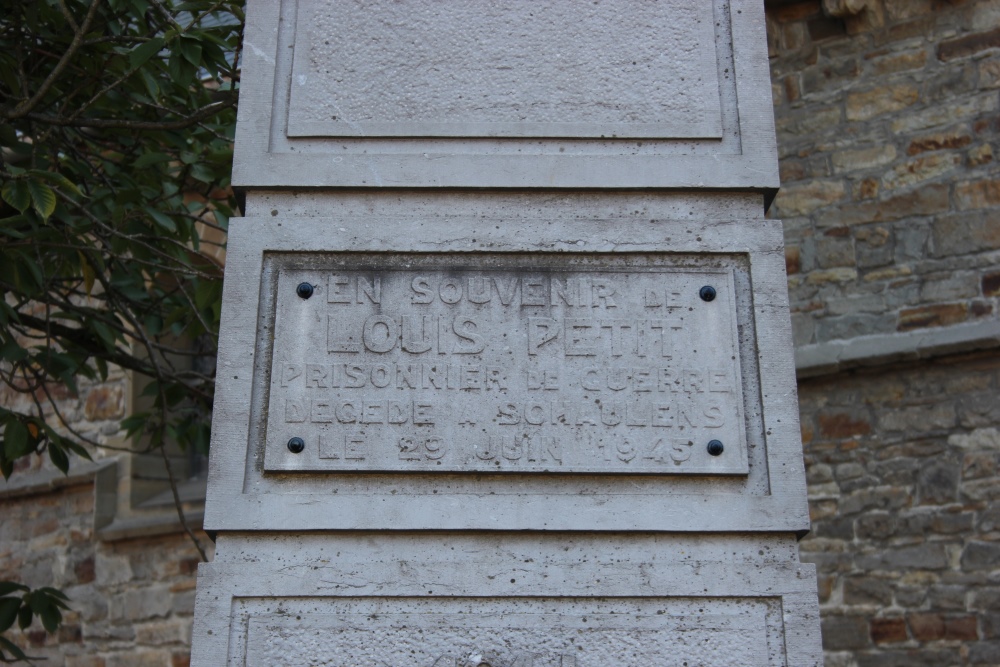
xmin=0 ymin=0 xmax=242 ymax=660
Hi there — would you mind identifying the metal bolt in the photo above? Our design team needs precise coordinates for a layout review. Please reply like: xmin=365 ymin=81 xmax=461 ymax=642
xmin=707 ymin=439 xmax=724 ymax=456
xmin=296 ymin=282 xmax=314 ymax=299
xmin=287 ymin=437 xmax=305 ymax=453
xmin=699 ymin=285 xmax=717 ymax=302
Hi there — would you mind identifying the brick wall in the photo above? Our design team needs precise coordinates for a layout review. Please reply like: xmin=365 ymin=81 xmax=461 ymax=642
xmin=0 ymin=1 xmax=998 ymax=665
xmin=0 ymin=482 xmax=210 ymax=666
xmin=768 ymin=1 xmax=1000 ymax=665
xmin=767 ymin=0 xmax=1000 ymax=347
xmin=799 ymin=352 xmax=1000 ymax=666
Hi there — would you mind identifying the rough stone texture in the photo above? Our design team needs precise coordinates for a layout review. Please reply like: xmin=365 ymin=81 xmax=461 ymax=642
xmin=799 ymin=353 xmax=1000 ymax=667
xmin=1 ymin=1 xmax=998 ymax=665
xmin=768 ymin=0 xmax=1000 ymax=347
xmin=0 ymin=482 xmax=210 ymax=665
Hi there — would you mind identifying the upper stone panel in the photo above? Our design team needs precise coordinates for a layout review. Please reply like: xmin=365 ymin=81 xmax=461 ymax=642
xmin=235 ymin=0 xmax=779 ymax=190
xmin=287 ymin=2 xmax=722 ymax=140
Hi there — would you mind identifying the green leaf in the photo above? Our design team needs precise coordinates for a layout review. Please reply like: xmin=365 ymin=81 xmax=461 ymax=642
xmin=0 ymin=124 xmax=18 ymax=147
xmin=0 ymin=583 xmax=27 ymax=598
xmin=26 ymin=180 xmax=56 ymax=220
xmin=0 ymin=339 xmax=27 ymax=363
xmin=39 ymin=603 xmax=61 ymax=633
xmin=16 ymin=602 xmax=30 ymax=630
xmin=28 ymin=170 xmax=83 ymax=197
xmin=0 ymin=597 xmax=20 ymax=633
xmin=178 ymin=36 xmax=203 ymax=67
xmin=48 ymin=443 xmax=69 ymax=474
xmin=129 ymin=37 xmax=165 ymax=69
xmin=3 ymin=419 xmax=30 ymax=459
xmin=79 ymin=251 xmax=96 ymax=296
xmin=144 ymin=206 xmax=177 ymax=232
xmin=134 ymin=152 xmax=171 ymax=169
xmin=1 ymin=179 xmax=30 ymax=213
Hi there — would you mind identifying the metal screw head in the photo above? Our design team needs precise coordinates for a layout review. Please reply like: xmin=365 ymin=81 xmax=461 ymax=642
xmin=287 ymin=437 xmax=305 ymax=454
xmin=707 ymin=439 xmax=724 ymax=456
xmin=699 ymin=285 xmax=717 ymax=302
xmin=296 ymin=282 xmax=314 ymax=299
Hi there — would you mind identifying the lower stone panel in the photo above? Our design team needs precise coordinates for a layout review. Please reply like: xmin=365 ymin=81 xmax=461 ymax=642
xmin=190 ymin=533 xmax=822 ymax=667
xmin=239 ymin=597 xmax=783 ymax=667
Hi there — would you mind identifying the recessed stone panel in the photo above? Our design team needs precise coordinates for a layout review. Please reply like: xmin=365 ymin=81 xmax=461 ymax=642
xmin=263 ymin=254 xmax=747 ymax=475
xmin=287 ymin=0 xmax=722 ymax=139
xmin=243 ymin=598 xmax=779 ymax=667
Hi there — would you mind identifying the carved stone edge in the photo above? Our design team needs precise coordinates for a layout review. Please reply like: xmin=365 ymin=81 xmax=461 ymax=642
xmin=795 ymin=318 xmax=1000 ymax=379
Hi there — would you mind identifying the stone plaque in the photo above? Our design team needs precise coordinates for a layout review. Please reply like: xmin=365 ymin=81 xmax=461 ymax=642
xmin=243 ymin=598 xmax=779 ymax=667
xmin=263 ymin=255 xmax=747 ymax=475
xmin=287 ymin=1 xmax=722 ymax=139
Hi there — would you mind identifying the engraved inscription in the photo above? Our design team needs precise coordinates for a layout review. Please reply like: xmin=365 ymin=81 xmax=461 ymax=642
xmin=264 ymin=258 xmax=748 ymax=474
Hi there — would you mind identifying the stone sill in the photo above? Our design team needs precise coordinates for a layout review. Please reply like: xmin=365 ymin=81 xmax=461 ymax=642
xmin=96 ymin=510 xmax=204 ymax=542
xmin=796 ymin=318 xmax=1000 ymax=379
xmin=0 ymin=460 xmax=114 ymax=500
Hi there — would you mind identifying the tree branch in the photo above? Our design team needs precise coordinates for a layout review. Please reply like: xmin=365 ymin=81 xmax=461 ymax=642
xmin=6 ymin=0 xmax=104 ymax=120
xmin=24 ymin=96 xmax=237 ymax=131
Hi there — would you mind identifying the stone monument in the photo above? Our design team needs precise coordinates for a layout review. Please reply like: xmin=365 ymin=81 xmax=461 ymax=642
xmin=191 ymin=1 xmax=824 ymax=664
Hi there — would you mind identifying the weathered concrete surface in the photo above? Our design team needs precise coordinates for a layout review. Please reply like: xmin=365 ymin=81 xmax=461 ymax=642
xmin=232 ymin=0 xmax=779 ymax=190
xmin=192 ymin=533 xmax=822 ymax=667
xmin=202 ymin=207 xmax=809 ymax=533
xmin=193 ymin=0 xmax=819 ymax=664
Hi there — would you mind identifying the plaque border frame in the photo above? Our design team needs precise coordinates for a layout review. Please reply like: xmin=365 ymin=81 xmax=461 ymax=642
xmin=204 ymin=215 xmax=808 ymax=533
xmin=261 ymin=257 xmax=751 ymax=476
xmin=232 ymin=0 xmax=779 ymax=191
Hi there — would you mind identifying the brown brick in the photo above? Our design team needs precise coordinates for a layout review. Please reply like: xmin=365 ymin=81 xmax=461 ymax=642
xmin=983 ymin=272 xmax=1000 ymax=297
xmin=969 ymin=144 xmax=994 ymax=167
xmin=981 ymin=58 xmax=1000 ymax=89
xmin=66 ymin=657 xmax=106 ymax=667
xmin=857 ymin=177 xmax=880 ymax=200
xmin=956 ymin=179 xmax=1000 ymax=210
xmin=74 ymin=556 xmax=96 ymax=584
xmin=883 ymin=153 xmax=961 ymax=191
xmin=847 ymin=85 xmax=919 ymax=121
xmin=84 ymin=385 xmax=124 ymax=421
xmin=938 ymin=27 xmax=1000 ymax=62
xmin=932 ymin=213 xmax=1000 ymax=257
xmin=871 ymin=617 xmax=908 ymax=644
xmin=907 ymin=130 xmax=973 ymax=155
xmin=910 ymin=613 xmax=946 ymax=641
xmin=774 ymin=179 xmax=848 ymax=216
xmin=944 ymin=615 xmax=979 ymax=641
xmin=808 ymin=16 xmax=848 ymax=41
xmin=898 ymin=304 xmax=968 ymax=331
xmin=877 ymin=15 xmax=935 ymax=46
xmin=771 ymin=0 xmax=823 ymax=23
xmin=823 ymin=614 xmax=872 ymax=650
xmin=786 ymin=245 xmax=801 ymax=275
xmin=819 ymin=412 xmax=873 ymax=439
xmin=817 ymin=183 xmax=949 ymax=227
xmin=832 ymin=145 xmax=896 ymax=173
xmin=868 ymin=49 xmax=928 ymax=76
xmin=971 ymin=300 xmax=994 ymax=317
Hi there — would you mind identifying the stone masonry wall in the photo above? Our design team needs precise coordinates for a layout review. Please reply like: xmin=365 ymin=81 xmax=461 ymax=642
xmin=798 ymin=351 xmax=1000 ymax=667
xmin=0 ymin=481 xmax=211 ymax=666
xmin=766 ymin=0 xmax=1000 ymax=347
xmin=1 ymin=2 xmax=998 ymax=666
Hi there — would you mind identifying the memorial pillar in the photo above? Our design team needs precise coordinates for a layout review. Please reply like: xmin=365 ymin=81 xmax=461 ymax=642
xmin=192 ymin=1 xmax=823 ymax=664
